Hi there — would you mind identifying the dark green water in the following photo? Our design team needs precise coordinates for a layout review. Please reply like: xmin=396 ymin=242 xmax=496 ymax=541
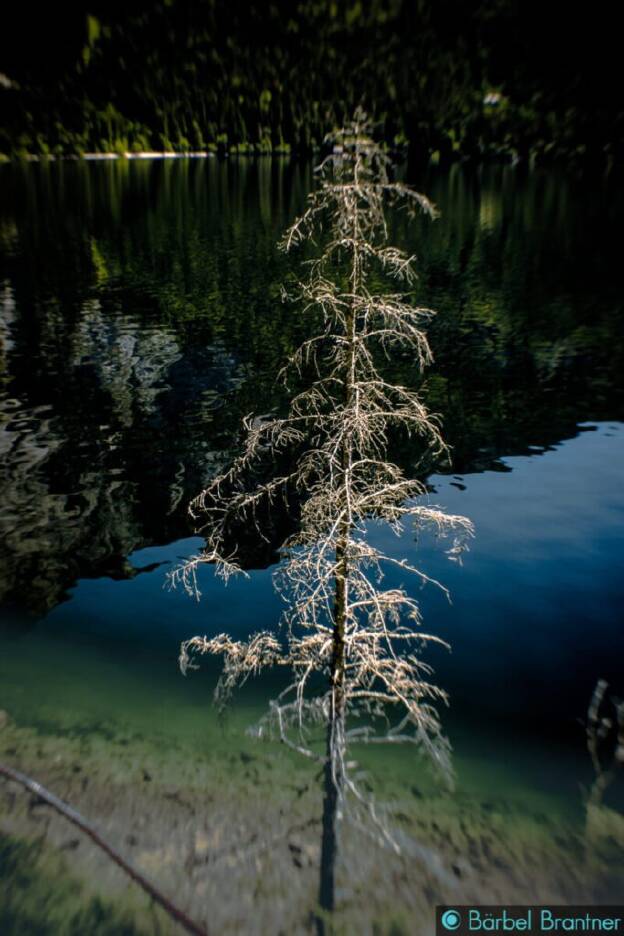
xmin=1 ymin=158 xmax=623 ymax=818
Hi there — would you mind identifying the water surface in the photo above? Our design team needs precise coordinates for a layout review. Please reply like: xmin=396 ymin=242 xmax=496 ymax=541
xmin=1 ymin=159 xmax=623 ymax=822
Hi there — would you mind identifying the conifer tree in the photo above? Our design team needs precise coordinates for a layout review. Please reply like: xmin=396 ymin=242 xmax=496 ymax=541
xmin=174 ymin=109 xmax=472 ymax=926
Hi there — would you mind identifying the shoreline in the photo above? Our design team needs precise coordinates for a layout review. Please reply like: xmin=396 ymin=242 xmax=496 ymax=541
xmin=1 ymin=150 xmax=619 ymax=176
xmin=1 ymin=709 xmax=622 ymax=935
xmin=0 ymin=149 xmax=296 ymax=164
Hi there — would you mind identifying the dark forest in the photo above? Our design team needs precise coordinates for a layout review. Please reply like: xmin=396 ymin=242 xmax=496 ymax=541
xmin=1 ymin=1 xmax=621 ymax=166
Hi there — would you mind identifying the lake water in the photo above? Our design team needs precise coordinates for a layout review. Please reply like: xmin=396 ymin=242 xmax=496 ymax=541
xmin=1 ymin=159 xmax=623 ymax=845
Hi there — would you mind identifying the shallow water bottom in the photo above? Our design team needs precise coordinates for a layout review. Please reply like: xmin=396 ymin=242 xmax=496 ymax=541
xmin=1 ymin=628 xmax=622 ymax=935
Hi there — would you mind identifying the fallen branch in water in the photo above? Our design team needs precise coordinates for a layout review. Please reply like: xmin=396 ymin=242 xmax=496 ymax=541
xmin=0 ymin=762 xmax=209 ymax=936
xmin=586 ymin=679 xmax=624 ymax=806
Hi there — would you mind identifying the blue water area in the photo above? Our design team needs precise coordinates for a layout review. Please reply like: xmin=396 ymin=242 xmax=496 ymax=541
xmin=0 ymin=422 xmax=621 ymax=813
xmin=17 ymin=422 xmax=623 ymax=724
xmin=385 ymin=422 xmax=624 ymax=732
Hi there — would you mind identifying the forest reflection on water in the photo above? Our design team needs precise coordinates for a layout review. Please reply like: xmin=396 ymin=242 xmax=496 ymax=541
xmin=1 ymin=158 xmax=622 ymax=619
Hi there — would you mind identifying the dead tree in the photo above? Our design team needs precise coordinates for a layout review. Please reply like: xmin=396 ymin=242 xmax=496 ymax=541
xmin=172 ymin=110 xmax=472 ymax=926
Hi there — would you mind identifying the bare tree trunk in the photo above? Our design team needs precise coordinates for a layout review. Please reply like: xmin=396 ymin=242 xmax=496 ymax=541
xmin=318 ymin=285 xmax=355 ymax=927
xmin=318 ymin=529 xmax=347 ymax=925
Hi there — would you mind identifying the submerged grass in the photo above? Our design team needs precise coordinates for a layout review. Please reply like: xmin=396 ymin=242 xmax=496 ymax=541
xmin=0 ymin=833 xmax=150 ymax=936
xmin=1 ymin=698 xmax=621 ymax=935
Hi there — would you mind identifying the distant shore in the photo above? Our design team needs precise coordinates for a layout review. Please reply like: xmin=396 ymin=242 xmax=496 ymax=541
xmin=1 ymin=149 xmax=619 ymax=174
xmin=0 ymin=149 xmax=299 ymax=164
